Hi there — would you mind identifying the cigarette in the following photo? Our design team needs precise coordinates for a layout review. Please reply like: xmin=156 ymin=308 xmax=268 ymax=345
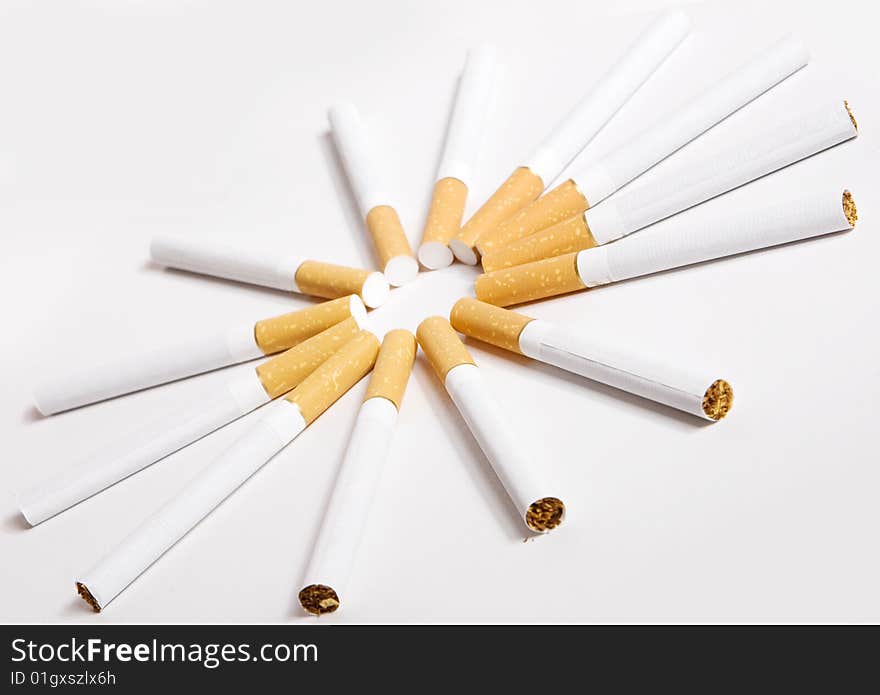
xmin=480 ymin=99 xmax=857 ymax=271
xmin=449 ymin=10 xmax=690 ymax=264
xmin=329 ymin=103 xmax=419 ymax=286
xmin=418 ymin=45 xmax=499 ymax=270
xmin=19 ymin=317 xmax=364 ymax=527
xmin=477 ymin=35 xmax=809 ymax=253
xmin=75 ymin=330 xmax=380 ymax=612
xmin=475 ymin=187 xmax=856 ymax=306
xmin=416 ymin=317 xmax=563 ymax=533
xmin=31 ymin=295 xmax=365 ymax=416
xmin=451 ymin=298 xmax=732 ymax=420
xmin=298 ymin=329 xmax=416 ymax=615
xmin=150 ymin=236 xmax=390 ymax=308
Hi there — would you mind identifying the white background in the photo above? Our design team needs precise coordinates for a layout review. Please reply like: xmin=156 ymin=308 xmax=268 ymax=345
xmin=1 ymin=0 xmax=878 ymax=623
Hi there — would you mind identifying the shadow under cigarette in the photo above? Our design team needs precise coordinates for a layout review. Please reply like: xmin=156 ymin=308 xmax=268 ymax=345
xmin=415 ymin=356 xmax=530 ymax=543
xmin=2 ymin=512 xmax=30 ymax=532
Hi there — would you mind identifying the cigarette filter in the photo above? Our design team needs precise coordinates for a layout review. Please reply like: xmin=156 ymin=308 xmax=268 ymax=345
xmin=477 ymin=35 xmax=809 ymax=251
xmin=450 ymin=10 xmax=690 ymax=264
xmin=32 ymin=295 xmax=365 ymax=415
xmin=417 ymin=317 xmax=563 ymax=533
xmin=19 ymin=317 xmax=363 ymax=527
xmin=450 ymin=298 xmax=732 ymax=420
xmin=75 ymin=330 xmax=380 ymax=612
xmin=418 ymin=45 xmax=498 ymax=270
xmin=475 ymin=188 xmax=856 ymax=306
xmin=481 ymin=99 xmax=857 ymax=270
xmin=329 ymin=103 xmax=419 ymax=286
xmin=151 ymin=236 xmax=390 ymax=308
xmin=299 ymin=329 xmax=417 ymax=615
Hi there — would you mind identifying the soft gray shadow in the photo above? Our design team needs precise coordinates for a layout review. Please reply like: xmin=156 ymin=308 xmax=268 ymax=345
xmin=58 ymin=596 xmax=97 ymax=618
xmin=3 ymin=512 xmax=30 ymax=532
xmin=21 ymin=405 xmax=44 ymax=425
xmin=317 ymin=131 xmax=375 ymax=266
xmin=415 ymin=356 xmax=528 ymax=542
xmin=462 ymin=339 xmax=715 ymax=431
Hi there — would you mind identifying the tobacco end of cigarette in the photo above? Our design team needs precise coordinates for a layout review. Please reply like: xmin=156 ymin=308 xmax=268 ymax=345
xmin=298 ymin=584 xmax=340 ymax=615
xmin=702 ymin=379 xmax=734 ymax=421
xmin=844 ymin=100 xmax=858 ymax=132
xmin=525 ymin=497 xmax=565 ymax=532
xmin=842 ymin=190 xmax=858 ymax=227
xmin=76 ymin=582 xmax=101 ymax=613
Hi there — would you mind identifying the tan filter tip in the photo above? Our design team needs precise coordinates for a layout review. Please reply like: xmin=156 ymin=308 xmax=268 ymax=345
xmin=286 ymin=330 xmax=380 ymax=424
xmin=843 ymin=190 xmax=857 ymax=227
xmin=526 ymin=497 xmax=565 ymax=532
xmin=253 ymin=295 xmax=365 ymax=355
xmin=298 ymin=584 xmax=340 ymax=615
xmin=363 ymin=329 xmax=417 ymax=409
xmin=702 ymin=380 xmax=734 ymax=421
xmin=478 ymin=179 xmax=590 ymax=254
xmin=366 ymin=205 xmax=418 ymax=286
xmin=416 ymin=316 xmax=475 ymax=382
xmin=449 ymin=298 xmax=533 ymax=355
xmin=481 ymin=214 xmax=596 ymax=273
xmin=420 ymin=178 xmax=468 ymax=269
xmin=295 ymin=261 xmax=389 ymax=309
xmin=76 ymin=582 xmax=101 ymax=612
xmin=256 ymin=317 xmax=362 ymax=399
xmin=451 ymin=166 xmax=545 ymax=264
xmin=475 ymin=252 xmax=586 ymax=307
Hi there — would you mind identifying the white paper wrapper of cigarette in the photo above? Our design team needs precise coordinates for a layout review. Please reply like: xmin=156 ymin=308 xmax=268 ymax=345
xmin=481 ymin=99 xmax=857 ymax=271
xmin=451 ymin=298 xmax=732 ymax=421
xmin=417 ymin=316 xmax=564 ymax=533
xmin=298 ymin=329 xmax=417 ymax=615
xmin=475 ymin=187 xmax=857 ymax=306
xmin=150 ymin=236 xmax=390 ymax=308
xmin=418 ymin=45 xmax=499 ymax=270
xmin=449 ymin=10 xmax=690 ymax=264
xmin=31 ymin=295 xmax=365 ymax=415
xmin=329 ymin=103 xmax=419 ymax=285
xmin=477 ymin=35 xmax=810 ymax=254
xmin=75 ymin=330 xmax=380 ymax=612
xmin=19 ymin=317 xmax=365 ymax=526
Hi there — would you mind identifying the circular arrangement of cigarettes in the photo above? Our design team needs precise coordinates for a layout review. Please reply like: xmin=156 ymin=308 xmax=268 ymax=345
xmin=18 ymin=10 xmax=860 ymax=617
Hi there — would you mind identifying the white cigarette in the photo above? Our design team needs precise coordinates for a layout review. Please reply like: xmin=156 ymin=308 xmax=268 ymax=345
xmin=19 ymin=316 xmax=365 ymax=526
xmin=451 ymin=298 xmax=732 ymax=420
xmin=475 ymin=188 xmax=857 ymax=306
xmin=329 ymin=103 xmax=419 ymax=286
xmin=298 ymin=329 xmax=416 ymax=615
xmin=449 ymin=10 xmax=690 ymax=264
xmin=478 ymin=35 xmax=810 ymax=253
xmin=150 ymin=236 xmax=390 ymax=308
xmin=31 ymin=295 xmax=366 ymax=416
xmin=418 ymin=45 xmax=499 ymax=270
xmin=417 ymin=317 xmax=564 ymax=533
xmin=75 ymin=330 xmax=380 ymax=612
xmin=480 ymin=99 xmax=858 ymax=271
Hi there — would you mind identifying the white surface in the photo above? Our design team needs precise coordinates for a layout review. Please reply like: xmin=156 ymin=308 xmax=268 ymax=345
xmin=301 ymin=396 xmax=399 ymax=610
xmin=585 ymin=98 xmax=858 ymax=244
xmin=525 ymin=10 xmax=690 ymax=183
xmin=519 ymin=320 xmax=718 ymax=419
xmin=19 ymin=371 xmax=271 ymax=526
xmin=78 ymin=399 xmax=307 ymax=610
xmin=32 ymin=320 xmax=264 ymax=415
xmin=574 ymin=35 xmax=809 ymax=204
xmin=1 ymin=0 xmax=878 ymax=623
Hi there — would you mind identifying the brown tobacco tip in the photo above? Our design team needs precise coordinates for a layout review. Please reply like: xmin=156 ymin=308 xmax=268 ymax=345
xmin=525 ymin=497 xmax=565 ymax=532
xmin=702 ymin=379 xmax=734 ymax=421
xmin=844 ymin=100 xmax=857 ymax=132
xmin=299 ymin=584 xmax=340 ymax=615
xmin=76 ymin=582 xmax=101 ymax=613
xmin=842 ymin=190 xmax=857 ymax=227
